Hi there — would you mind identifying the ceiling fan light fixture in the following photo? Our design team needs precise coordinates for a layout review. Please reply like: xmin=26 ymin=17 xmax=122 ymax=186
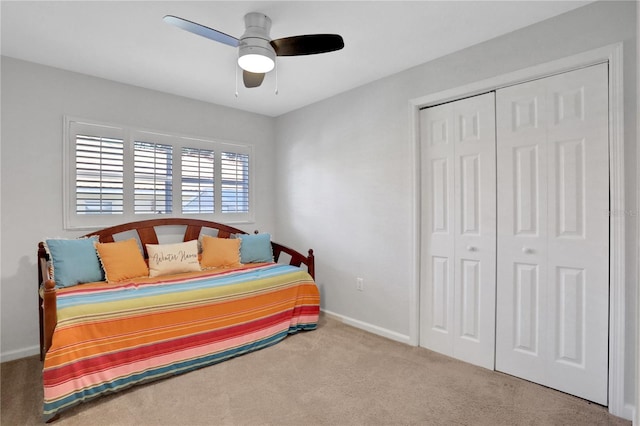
xmin=238 ymin=43 xmax=275 ymax=73
xmin=238 ymin=50 xmax=275 ymax=73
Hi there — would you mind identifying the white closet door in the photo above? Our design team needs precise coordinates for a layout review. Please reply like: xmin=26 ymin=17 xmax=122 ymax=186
xmin=495 ymin=63 xmax=609 ymax=404
xmin=420 ymin=99 xmax=455 ymax=357
xmin=420 ymin=92 xmax=496 ymax=369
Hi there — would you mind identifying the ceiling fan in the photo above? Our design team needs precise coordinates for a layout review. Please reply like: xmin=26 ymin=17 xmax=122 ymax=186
xmin=164 ymin=13 xmax=344 ymax=89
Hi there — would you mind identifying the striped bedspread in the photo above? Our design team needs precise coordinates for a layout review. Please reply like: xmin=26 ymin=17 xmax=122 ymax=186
xmin=43 ymin=263 xmax=320 ymax=420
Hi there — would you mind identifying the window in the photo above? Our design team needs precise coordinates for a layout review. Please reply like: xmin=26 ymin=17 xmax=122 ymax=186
xmin=75 ymin=133 xmax=124 ymax=215
xmin=134 ymin=140 xmax=173 ymax=214
xmin=181 ymin=147 xmax=215 ymax=214
xmin=65 ymin=118 xmax=253 ymax=229
xmin=221 ymin=152 xmax=249 ymax=213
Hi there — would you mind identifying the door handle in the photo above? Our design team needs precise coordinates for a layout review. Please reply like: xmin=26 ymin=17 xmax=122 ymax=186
xmin=522 ymin=247 xmax=534 ymax=254
xmin=466 ymin=245 xmax=477 ymax=252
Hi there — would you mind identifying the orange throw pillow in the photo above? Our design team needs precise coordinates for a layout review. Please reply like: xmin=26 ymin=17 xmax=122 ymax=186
xmin=200 ymin=235 xmax=241 ymax=268
xmin=95 ymin=238 xmax=149 ymax=282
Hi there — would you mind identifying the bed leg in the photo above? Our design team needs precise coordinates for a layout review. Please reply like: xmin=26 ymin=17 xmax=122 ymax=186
xmin=42 ymin=279 xmax=57 ymax=356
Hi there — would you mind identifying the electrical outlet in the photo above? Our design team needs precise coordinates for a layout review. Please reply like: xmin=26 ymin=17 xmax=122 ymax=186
xmin=356 ymin=277 xmax=364 ymax=291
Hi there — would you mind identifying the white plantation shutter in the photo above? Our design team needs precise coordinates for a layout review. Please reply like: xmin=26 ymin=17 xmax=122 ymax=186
xmin=221 ymin=152 xmax=249 ymax=213
xmin=65 ymin=117 xmax=254 ymax=229
xmin=133 ymin=141 xmax=173 ymax=214
xmin=181 ymin=147 xmax=215 ymax=214
xmin=75 ymin=134 xmax=124 ymax=214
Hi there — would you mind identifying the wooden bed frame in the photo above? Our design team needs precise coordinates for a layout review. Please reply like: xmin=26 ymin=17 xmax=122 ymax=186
xmin=37 ymin=218 xmax=315 ymax=361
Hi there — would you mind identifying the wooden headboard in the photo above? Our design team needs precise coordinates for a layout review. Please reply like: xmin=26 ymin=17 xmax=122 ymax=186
xmin=38 ymin=218 xmax=314 ymax=277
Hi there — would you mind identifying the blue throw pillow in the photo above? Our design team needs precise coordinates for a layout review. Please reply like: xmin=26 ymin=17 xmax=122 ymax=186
xmin=46 ymin=236 xmax=104 ymax=287
xmin=238 ymin=233 xmax=273 ymax=263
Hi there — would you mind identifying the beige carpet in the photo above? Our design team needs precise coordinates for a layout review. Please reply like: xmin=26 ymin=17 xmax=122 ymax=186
xmin=1 ymin=315 xmax=630 ymax=425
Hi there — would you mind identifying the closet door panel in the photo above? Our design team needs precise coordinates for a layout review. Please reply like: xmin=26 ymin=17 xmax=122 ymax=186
xmin=420 ymin=92 xmax=496 ymax=370
xmin=452 ymin=93 xmax=496 ymax=369
xmin=420 ymin=102 xmax=455 ymax=355
xmin=513 ymin=262 xmax=540 ymax=354
xmin=496 ymin=79 xmax=549 ymax=381
xmin=544 ymin=65 xmax=609 ymax=404
xmin=495 ymin=63 xmax=609 ymax=405
xmin=513 ymin=144 xmax=540 ymax=236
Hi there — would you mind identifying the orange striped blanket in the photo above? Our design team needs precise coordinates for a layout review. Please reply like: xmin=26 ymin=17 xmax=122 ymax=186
xmin=42 ymin=263 xmax=320 ymax=420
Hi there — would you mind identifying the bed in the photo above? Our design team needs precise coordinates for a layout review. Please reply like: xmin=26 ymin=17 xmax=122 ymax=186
xmin=37 ymin=218 xmax=319 ymax=421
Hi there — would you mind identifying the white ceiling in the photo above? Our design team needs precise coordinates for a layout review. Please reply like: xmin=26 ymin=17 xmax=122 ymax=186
xmin=1 ymin=1 xmax=593 ymax=117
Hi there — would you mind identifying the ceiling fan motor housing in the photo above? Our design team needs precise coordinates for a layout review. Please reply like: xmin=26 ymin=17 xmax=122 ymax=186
xmin=237 ymin=12 xmax=276 ymax=73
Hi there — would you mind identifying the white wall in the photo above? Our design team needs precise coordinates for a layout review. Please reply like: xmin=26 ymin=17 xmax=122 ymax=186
xmin=0 ymin=57 xmax=277 ymax=361
xmin=275 ymin=0 xmax=637 ymax=416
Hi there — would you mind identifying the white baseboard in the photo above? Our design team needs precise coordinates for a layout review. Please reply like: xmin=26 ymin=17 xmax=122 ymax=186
xmin=1 ymin=345 xmax=39 ymax=363
xmin=321 ymin=309 xmax=411 ymax=345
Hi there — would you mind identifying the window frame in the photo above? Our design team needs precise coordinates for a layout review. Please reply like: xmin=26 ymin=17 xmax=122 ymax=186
xmin=64 ymin=116 xmax=254 ymax=230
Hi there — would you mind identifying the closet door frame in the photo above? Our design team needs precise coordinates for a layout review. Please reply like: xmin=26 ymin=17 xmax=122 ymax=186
xmin=409 ymin=43 xmax=627 ymax=419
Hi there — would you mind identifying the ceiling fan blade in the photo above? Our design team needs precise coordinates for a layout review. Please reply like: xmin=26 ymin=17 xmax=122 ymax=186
xmin=271 ymin=34 xmax=344 ymax=56
xmin=163 ymin=15 xmax=239 ymax=48
xmin=243 ymin=71 xmax=265 ymax=88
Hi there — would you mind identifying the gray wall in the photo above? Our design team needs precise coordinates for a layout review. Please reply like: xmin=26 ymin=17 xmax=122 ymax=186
xmin=0 ymin=57 xmax=277 ymax=359
xmin=275 ymin=0 xmax=637 ymax=413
